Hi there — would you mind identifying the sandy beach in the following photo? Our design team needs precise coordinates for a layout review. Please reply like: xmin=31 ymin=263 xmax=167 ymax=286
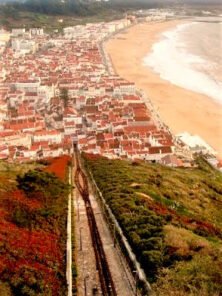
xmin=105 ymin=21 xmax=222 ymax=158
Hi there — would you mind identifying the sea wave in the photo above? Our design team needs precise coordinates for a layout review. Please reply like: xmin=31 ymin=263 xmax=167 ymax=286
xmin=143 ymin=22 xmax=222 ymax=103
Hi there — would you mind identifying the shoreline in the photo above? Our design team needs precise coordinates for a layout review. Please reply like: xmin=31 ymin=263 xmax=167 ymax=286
xmin=104 ymin=20 xmax=222 ymax=158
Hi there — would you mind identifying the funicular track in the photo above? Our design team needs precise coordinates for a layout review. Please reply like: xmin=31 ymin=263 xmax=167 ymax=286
xmin=74 ymin=147 xmax=117 ymax=296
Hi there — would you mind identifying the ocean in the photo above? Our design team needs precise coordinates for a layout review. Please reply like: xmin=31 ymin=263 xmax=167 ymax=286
xmin=143 ymin=20 xmax=222 ymax=103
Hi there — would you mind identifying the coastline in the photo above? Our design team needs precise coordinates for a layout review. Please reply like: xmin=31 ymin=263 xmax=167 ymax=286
xmin=104 ymin=20 xmax=222 ymax=158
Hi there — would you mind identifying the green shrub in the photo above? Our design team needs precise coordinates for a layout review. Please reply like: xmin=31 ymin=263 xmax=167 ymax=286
xmin=142 ymin=250 xmax=163 ymax=277
xmin=84 ymin=154 xmax=222 ymax=292
xmin=140 ymin=237 xmax=163 ymax=251
xmin=17 ymin=170 xmax=69 ymax=202
xmin=11 ymin=207 xmax=31 ymax=228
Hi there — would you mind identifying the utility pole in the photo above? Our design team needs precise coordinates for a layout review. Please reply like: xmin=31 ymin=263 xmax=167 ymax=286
xmin=80 ymin=227 xmax=83 ymax=251
xmin=133 ymin=270 xmax=139 ymax=296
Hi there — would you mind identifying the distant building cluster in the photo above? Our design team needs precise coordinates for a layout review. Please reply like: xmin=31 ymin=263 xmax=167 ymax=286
xmin=0 ymin=19 xmax=219 ymax=168
xmin=134 ymin=8 xmax=175 ymax=22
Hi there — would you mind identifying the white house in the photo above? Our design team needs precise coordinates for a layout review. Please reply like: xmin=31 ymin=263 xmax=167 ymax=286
xmin=33 ymin=130 xmax=63 ymax=144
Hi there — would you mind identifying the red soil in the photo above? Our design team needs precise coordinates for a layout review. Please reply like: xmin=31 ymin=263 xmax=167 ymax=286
xmin=45 ymin=155 xmax=71 ymax=180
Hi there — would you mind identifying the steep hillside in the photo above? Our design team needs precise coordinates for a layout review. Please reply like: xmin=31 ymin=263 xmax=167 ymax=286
xmin=84 ymin=154 xmax=222 ymax=296
xmin=0 ymin=0 xmax=124 ymax=30
xmin=0 ymin=156 xmax=74 ymax=296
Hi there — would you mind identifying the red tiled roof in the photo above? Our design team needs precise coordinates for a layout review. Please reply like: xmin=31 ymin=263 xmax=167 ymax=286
xmin=149 ymin=146 xmax=172 ymax=154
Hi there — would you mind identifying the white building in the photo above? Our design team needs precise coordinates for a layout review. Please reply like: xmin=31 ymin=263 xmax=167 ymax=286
xmin=11 ymin=38 xmax=38 ymax=54
xmin=0 ymin=30 xmax=11 ymax=51
xmin=30 ymin=28 xmax=44 ymax=36
xmin=33 ymin=130 xmax=63 ymax=144
xmin=0 ymin=132 xmax=32 ymax=148
xmin=176 ymin=132 xmax=217 ymax=155
xmin=14 ymin=79 xmax=41 ymax=93
xmin=11 ymin=28 xmax=26 ymax=37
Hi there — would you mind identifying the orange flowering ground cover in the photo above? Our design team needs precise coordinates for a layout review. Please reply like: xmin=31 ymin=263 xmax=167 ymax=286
xmin=45 ymin=155 xmax=71 ymax=180
xmin=0 ymin=156 xmax=71 ymax=295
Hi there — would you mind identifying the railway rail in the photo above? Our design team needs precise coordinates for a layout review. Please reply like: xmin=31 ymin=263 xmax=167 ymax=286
xmin=74 ymin=147 xmax=117 ymax=296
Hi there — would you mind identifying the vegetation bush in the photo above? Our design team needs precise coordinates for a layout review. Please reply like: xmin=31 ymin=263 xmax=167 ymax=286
xmin=153 ymin=252 xmax=222 ymax=296
xmin=11 ymin=207 xmax=31 ymax=228
xmin=17 ymin=169 xmax=69 ymax=201
xmin=0 ymin=156 xmax=73 ymax=295
xmin=83 ymin=154 xmax=222 ymax=294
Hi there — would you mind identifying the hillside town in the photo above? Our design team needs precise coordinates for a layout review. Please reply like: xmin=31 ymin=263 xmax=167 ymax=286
xmin=0 ymin=18 xmax=221 ymax=170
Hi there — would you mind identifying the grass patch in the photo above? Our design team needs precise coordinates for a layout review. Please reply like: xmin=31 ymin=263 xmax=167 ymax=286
xmin=83 ymin=154 xmax=222 ymax=294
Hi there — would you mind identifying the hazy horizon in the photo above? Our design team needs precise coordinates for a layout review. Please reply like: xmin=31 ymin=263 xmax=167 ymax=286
xmin=0 ymin=0 xmax=221 ymax=4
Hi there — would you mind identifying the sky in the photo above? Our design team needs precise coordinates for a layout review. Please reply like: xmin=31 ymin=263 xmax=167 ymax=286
xmin=0 ymin=0 xmax=221 ymax=4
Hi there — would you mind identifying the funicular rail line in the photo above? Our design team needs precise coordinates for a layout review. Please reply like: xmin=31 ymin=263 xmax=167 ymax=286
xmin=74 ymin=147 xmax=117 ymax=296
